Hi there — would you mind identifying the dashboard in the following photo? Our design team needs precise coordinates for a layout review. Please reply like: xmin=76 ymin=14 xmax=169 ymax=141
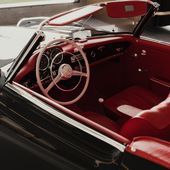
xmin=16 ymin=37 xmax=131 ymax=88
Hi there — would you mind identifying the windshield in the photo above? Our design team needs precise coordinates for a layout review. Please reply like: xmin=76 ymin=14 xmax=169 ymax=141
xmin=40 ymin=12 xmax=143 ymax=38
xmin=71 ymin=15 xmax=142 ymax=35
xmin=48 ymin=5 xmax=144 ymax=36
xmin=41 ymin=1 xmax=148 ymax=36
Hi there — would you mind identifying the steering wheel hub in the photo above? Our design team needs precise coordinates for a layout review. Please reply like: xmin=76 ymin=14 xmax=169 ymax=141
xmin=60 ymin=64 xmax=73 ymax=79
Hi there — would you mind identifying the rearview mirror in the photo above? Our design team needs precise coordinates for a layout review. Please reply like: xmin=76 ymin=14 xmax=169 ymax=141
xmin=106 ymin=1 xmax=147 ymax=18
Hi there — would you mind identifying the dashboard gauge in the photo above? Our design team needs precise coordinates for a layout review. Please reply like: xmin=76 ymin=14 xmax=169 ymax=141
xmin=43 ymin=70 xmax=49 ymax=78
xmin=39 ymin=54 xmax=49 ymax=71
xmin=91 ymin=51 xmax=96 ymax=58
xmin=45 ymin=49 xmax=50 ymax=56
xmin=50 ymin=47 xmax=63 ymax=64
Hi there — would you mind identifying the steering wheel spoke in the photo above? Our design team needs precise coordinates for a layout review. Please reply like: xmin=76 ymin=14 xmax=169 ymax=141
xmin=46 ymin=74 xmax=62 ymax=93
xmin=73 ymin=70 xmax=88 ymax=78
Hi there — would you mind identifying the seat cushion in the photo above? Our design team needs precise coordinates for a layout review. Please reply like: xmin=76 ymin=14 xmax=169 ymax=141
xmin=80 ymin=111 xmax=121 ymax=133
xmin=103 ymin=86 xmax=164 ymax=123
xmin=120 ymin=96 xmax=170 ymax=141
xmin=137 ymin=96 xmax=170 ymax=129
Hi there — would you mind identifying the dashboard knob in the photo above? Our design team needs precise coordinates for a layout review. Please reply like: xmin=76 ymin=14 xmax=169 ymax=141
xmin=91 ymin=51 xmax=96 ymax=58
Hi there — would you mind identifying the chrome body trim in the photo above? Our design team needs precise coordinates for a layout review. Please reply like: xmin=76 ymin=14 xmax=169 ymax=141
xmin=6 ymin=82 xmax=126 ymax=152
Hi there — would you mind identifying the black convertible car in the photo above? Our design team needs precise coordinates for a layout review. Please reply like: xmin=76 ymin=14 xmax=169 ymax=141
xmin=0 ymin=0 xmax=170 ymax=169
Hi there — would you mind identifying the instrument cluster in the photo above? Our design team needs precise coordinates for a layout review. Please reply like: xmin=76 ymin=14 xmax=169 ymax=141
xmin=39 ymin=46 xmax=63 ymax=81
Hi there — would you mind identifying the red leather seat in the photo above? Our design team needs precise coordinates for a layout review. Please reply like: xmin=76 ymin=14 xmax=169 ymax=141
xmin=81 ymin=86 xmax=170 ymax=142
xmin=120 ymin=96 xmax=170 ymax=141
xmin=103 ymin=86 xmax=164 ymax=126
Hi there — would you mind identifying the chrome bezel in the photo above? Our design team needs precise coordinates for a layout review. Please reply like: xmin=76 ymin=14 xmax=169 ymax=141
xmin=39 ymin=54 xmax=50 ymax=71
xmin=50 ymin=47 xmax=63 ymax=64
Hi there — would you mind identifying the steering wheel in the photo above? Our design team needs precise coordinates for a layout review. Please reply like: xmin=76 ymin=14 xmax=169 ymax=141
xmin=36 ymin=39 xmax=90 ymax=105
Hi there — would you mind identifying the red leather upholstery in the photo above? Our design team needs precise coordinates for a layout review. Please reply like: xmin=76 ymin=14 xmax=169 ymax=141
xmin=81 ymin=111 xmax=120 ymax=133
xmin=137 ymin=97 xmax=170 ymax=129
xmin=126 ymin=136 xmax=170 ymax=169
xmin=103 ymin=86 xmax=164 ymax=125
xmin=82 ymin=86 xmax=170 ymax=142
xmin=82 ymin=106 xmax=170 ymax=142
xmin=120 ymin=95 xmax=170 ymax=141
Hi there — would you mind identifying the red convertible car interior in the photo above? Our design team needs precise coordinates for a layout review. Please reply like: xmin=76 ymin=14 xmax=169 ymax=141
xmin=1 ymin=0 xmax=170 ymax=169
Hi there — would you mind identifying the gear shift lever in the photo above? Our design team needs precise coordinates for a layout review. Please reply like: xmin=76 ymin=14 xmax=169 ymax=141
xmin=98 ymin=98 xmax=104 ymax=114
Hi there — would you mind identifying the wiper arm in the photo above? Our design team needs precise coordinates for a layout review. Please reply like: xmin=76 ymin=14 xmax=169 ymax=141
xmin=79 ymin=15 xmax=92 ymax=31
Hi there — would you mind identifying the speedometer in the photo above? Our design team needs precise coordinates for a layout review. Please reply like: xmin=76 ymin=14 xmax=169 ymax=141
xmin=39 ymin=54 xmax=49 ymax=71
xmin=50 ymin=47 xmax=63 ymax=64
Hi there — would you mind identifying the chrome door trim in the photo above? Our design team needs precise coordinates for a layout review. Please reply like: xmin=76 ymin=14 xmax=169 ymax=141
xmin=6 ymin=82 xmax=126 ymax=152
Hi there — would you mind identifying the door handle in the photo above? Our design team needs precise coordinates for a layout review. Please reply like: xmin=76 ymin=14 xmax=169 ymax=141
xmin=137 ymin=68 xmax=148 ymax=73
xmin=130 ymin=53 xmax=138 ymax=58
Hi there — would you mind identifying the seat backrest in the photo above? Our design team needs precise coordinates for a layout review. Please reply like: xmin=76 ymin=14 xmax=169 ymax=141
xmin=119 ymin=96 xmax=170 ymax=141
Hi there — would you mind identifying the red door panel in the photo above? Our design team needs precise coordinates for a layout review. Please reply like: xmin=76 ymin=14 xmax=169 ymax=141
xmin=121 ymin=38 xmax=170 ymax=97
xmin=118 ymin=136 xmax=170 ymax=170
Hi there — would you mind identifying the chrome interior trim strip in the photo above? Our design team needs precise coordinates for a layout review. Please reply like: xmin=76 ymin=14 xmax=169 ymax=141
xmin=6 ymin=82 xmax=126 ymax=152
xmin=150 ymin=77 xmax=170 ymax=88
